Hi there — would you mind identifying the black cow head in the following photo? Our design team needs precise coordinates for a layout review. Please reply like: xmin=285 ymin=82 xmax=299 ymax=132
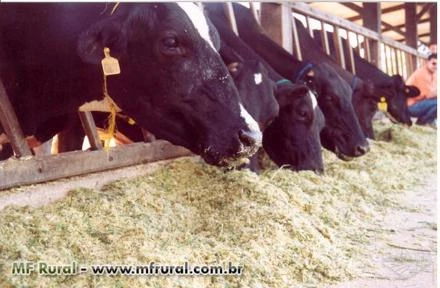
xmin=263 ymin=82 xmax=325 ymax=173
xmin=381 ymin=75 xmax=420 ymax=125
xmin=77 ymin=3 xmax=262 ymax=166
xmin=220 ymin=44 xmax=279 ymax=130
xmin=351 ymin=79 xmax=379 ymax=139
xmin=300 ymin=63 xmax=369 ymax=160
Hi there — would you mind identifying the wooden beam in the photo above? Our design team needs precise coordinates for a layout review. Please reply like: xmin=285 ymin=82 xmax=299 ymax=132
xmin=78 ymin=111 xmax=102 ymax=150
xmin=405 ymin=3 xmax=417 ymax=70
xmin=348 ymin=4 xmax=405 ymax=22
xmin=383 ymin=18 xmax=430 ymax=33
xmin=405 ymin=3 xmax=418 ymax=49
xmin=363 ymin=3 xmax=381 ymax=66
xmin=0 ymin=78 xmax=32 ymax=158
xmin=416 ymin=3 xmax=433 ymax=22
xmin=381 ymin=21 xmax=406 ymax=37
xmin=0 ymin=140 xmax=192 ymax=190
xmin=340 ymin=3 xmax=363 ymax=14
xmin=261 ymin=3 xmax=294 ymax=53
xmin=430 ymin=3 xmax=437 ymax=44
xmin=289 ymin=2 xmax=420 ymax=56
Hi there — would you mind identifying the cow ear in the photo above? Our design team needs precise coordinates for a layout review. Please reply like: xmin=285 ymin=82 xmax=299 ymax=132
xmin=77 ymin=18 xmax=128 ymax=64
xmin=405 ymin=85 xmax=420 ymax=98
xmin=290 ymin=84 xmax=309 ymax=97
xmin=275 ymin=83 xmax=308 ymax=103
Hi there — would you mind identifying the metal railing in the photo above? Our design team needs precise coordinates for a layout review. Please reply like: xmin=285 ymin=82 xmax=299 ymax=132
xmin=287 ymin=3 xmax=425 ymax=79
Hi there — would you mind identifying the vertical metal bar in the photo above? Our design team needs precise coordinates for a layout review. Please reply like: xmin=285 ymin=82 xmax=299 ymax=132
xmin=388 ymin=46 xmax=394 ymax=74
xmin=347 ymin=31 xmax=356 ymax=74
xmin=320 ymin=21 xmax=330 ymax=55
xmin=396 ymin=49 xmax=403 ymax=76
xmin=0 ymin=78 xmax=32 ymax=158
xmin=291 ymin=14 xmax=302 ymax=60
xmin=249 ymin=2 xmax=261 ymax=25
xmin=392 ymin=48 xmax=399 ymax=75
xmin=382 ymin=44 xmax=389 ymax=73
xmin=333 ymin=26 xmax=346 ymax=69
xmin=354 ymin=32 xmax=361 ymax=55
xmin=400 ymin=50 xmax=407 ymax=79
xmin=281 ymin=3 xmax=293 ymax=54
xmin=78 ymin=111 xmax=102 ymax=150
xmin=365 ymin=37 xmax=371 ymax=62
xmin=305 ymin=15 xmax=314 ymax=37
xmin=224 ymin=3 xmax=239 ymax=36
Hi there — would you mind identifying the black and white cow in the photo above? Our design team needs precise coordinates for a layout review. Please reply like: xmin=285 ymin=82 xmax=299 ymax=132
xmin=312 ymin=30 xmax=420 ymax=138
xmin=289 ymin=18 xmax=380 ymax=141
xmin=216 ymin=3 xmax=369 ymax=160
xmin=206 ymin=6 xmax=325 ymax=172
xmin=0 ymin=3 xmax=262 ymax=166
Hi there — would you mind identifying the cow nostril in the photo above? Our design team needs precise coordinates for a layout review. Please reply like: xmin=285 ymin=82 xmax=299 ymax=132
xmin=356 ymin=144 xmax=370 ymax=155
xmin=239 ymin=129 xmax=257 ymax=147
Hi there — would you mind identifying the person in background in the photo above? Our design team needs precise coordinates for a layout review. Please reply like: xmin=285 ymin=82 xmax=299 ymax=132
xmin=406 ymin=53 xmax=437 ymax=127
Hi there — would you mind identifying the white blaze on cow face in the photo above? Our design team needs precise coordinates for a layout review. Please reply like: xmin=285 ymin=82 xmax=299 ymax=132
xmin=177 ymin=3 xmax=216 ymax=51
xmin=309 ymin=91 xmax=318 ymax=110
xmin=239 ymin=104 xmax=262 ymax=143
xmin=254 ymin=73 xmax=262 ymax=85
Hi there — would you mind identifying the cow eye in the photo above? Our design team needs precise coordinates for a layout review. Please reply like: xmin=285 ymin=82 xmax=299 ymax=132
xmin=296 ymin=108 xmax=310 ymax=122
xmin=162 ymin=37 xmax=178 ymax=48
xmin=159 ymin=36 xmax=184 ymax=56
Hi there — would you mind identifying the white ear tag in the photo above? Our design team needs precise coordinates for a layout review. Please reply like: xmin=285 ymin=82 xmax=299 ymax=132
xmin=101 ymin=47 xmax=121 ymax=76
xmin=254 ymin=73 xmax=262 ymax=85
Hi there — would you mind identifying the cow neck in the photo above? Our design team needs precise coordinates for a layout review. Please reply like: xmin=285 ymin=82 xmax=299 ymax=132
xmin=354 ymin=52 xmax=391 ymax=84
xmin=209 ymin=13 xmax=291 ymax=88
xmin=351 ymin=76 xmax=360 ymax=90
xmin=235 ymin=25 xmax=304 ymax=80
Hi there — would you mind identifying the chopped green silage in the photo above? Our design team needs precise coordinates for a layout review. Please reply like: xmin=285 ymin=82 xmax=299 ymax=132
xmin=0 ymin=122 xmax=436 ymax=288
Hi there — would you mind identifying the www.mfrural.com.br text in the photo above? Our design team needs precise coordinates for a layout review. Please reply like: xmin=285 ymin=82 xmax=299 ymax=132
xmin=11 ymin=261 xmax=243 ymax=276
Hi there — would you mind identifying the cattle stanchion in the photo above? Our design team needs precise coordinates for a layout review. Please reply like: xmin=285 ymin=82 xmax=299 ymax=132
xmin=0 ymin=78 xmax=32 ymax=158
xmin=0 ymin=140 xmax=192 ymax=190
xmin=224 ymin=3 xmax=239 ymax=35
xmin=78 ymin=111 xmax=103 ymax=150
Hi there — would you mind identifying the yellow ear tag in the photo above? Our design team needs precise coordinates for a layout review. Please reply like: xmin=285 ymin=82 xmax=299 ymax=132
xmin=127 ymin=118 xmax=136 ymax=125
xmin=101 ymin=47 xmax=121 ymax=76
xmin=378 ymin=96 xmax=388 ymax=112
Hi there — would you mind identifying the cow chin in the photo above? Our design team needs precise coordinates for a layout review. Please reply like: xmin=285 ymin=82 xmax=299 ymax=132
xmin=334 ymin=146 xmax=354 ymax=161
xmin=201 ymin=142 xmax=259 ymax=167
xmin=321 ymin=129 xmax=354 ymax=161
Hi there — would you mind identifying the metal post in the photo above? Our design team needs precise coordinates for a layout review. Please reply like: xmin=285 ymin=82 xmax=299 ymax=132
xmin=405 ymin=3 xmax=417 ymax=71
xmin=333 ymin=26 xmax=346 ymax=69
xmin=363 ymin=3 xmax=381 ymax=66
xmin=224 ymin=3 xmax=239 ymax=35
xmin=320 ymin=21 xmax=331 ymax=55
xmin=261 ymin=3 xmax=293 ymax=54
xmin=78 ymin=111 xmax=103 ymax=150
